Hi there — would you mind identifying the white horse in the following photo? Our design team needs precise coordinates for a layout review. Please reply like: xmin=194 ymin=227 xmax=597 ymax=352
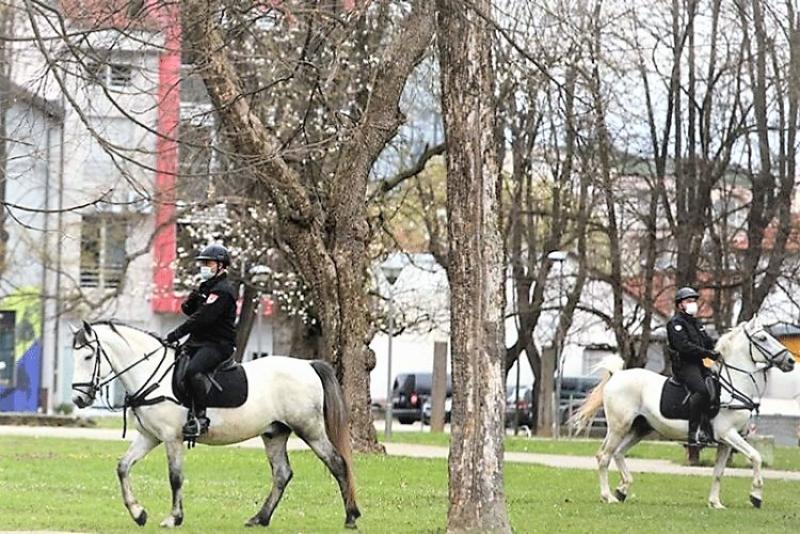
xmin=70 ymin=321 xmax=361 ymax=529
xmin=571 ymin=316 xmax=795 ymax=509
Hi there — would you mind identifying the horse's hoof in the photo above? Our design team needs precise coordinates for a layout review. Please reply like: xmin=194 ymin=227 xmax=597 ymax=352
xmin=135 ymin=509 xmax=148 ymax=527
xmin=160 ymin=515 xmax=182 ymax=528
xmin=245 ymin=515 xmax=269 ymax=527
xmin=750 ymin=495 xmax=762 ymax=509
xmin=614 ymin=489 xmax=627 ymax=503
xmin=344 ymin=520 xmax=358 ymax=530
xmin=708 ymin=501 xmax=726 ymax=510
xmin=601 ymin=494 xmax=619 ymax=504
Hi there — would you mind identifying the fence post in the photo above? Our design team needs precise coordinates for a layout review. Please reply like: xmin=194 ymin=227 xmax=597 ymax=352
xmin=430 ymin=341 xmax=448 ymax=432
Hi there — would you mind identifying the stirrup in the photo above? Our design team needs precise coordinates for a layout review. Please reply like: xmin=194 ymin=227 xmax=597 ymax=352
xmin=688 ymin=429 xmax=713 ymax=447
xmin=183 ymin=417 xmax=202 ymax=439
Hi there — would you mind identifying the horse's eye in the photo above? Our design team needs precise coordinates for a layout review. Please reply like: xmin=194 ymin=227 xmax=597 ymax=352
xmin=83 ymin=354 xmax=93 ymax=361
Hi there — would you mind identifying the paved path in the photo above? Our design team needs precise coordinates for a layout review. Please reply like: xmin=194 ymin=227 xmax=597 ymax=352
xmin=2 ymin=425 xmax=799 ymax=481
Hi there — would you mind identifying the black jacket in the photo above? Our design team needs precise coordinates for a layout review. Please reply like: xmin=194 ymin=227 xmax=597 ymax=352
xmin=667 ymin=311 xmax=715 ymax=367
xmin=172 ymin=272 xmax=237 ymax=350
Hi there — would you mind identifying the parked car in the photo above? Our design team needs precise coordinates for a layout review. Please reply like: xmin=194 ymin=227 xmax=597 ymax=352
xmin=421 ymin=396 xmax=452 ymax=425
xmin=392 ymin=372 xmax=452 ymax=424
xmin=505 ymin=384 xmax=535 ymax=428
xmin=559 ymin=375 xmax=602 ymax=423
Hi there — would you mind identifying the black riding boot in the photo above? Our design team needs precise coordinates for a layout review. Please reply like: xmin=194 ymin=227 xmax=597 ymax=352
xmin=700 ymin=413 xmax=715 ymax=443
xmin=688 ymin=394 xmax=712 ymax=446
xmin=688 ymin=413 xmax=712 ymax=445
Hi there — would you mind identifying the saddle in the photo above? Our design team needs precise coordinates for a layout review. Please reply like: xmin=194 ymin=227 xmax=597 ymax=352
xmin=172 ymin=352 xmax=249 ymax=409
xmin=659 ymin=375 xmax=720 ymax=420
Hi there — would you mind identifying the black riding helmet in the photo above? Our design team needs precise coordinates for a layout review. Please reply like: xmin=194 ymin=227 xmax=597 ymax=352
xmin=674 ymin=286 xmax=700 ymax=304
xmin=196 ymin=244 xmax=231 ymax=267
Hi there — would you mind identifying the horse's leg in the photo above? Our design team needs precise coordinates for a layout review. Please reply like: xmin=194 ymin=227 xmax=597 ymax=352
xmin=708 ymin=442 xmax=732 ymax=509
xmin=245 ymin=423 xmax=293 ymax=528
xmin=720 ymin=428 xmax=764 ymax=508
xmin=612 ymin=430 xmax=645 ymax=503
xmin=597 ymin=429 xmax=625 ymax=504
xmin=160 ymin=440 xmax=184 ymax=528
xmin=118 ymin=432 xmax=160 ymax=526
xmin=299 ymin=430 xmax=360 ymax=529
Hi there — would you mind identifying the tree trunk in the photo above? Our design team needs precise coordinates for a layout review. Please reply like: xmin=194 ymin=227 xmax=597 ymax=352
xmin=535 ymin=346 xmax=555 ymax=437
xmin=234 ymin=283 xmax=258 ymax=361
xmin=437 ymin=1 xmax=511 ymax=531
xmin=589 ymin=1 xmax=629 ymax=363
xmin=0 ymin=5 xmax=14 ymax=275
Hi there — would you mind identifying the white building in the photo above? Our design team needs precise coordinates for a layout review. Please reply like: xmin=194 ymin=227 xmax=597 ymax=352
xmin=0 ymin=2 xmax=275 ymax=412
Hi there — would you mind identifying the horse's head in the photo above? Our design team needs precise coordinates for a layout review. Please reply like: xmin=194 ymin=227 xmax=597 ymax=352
xmin=71 ymin=321 xmax=170 ymax=409
xmin=719 ymin=317 xmax=795 ymax=373
xmin=70 ymin=321 xmax=113 ymax=408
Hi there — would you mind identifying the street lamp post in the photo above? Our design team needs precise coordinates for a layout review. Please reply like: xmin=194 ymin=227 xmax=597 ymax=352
xmin=547 ymin=250 xmax=568 ymax=439
xmin=381 ymin=261 xmax=403 ymax=440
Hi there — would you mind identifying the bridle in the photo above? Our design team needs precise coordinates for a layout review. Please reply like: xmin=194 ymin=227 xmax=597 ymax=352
xmin=70 ymin=328 xmax=117 ymax=402
xmin=71 ymin=322 xmax=179 ymax=435
xmin=716 ymin=325 xmax=792 ymax=413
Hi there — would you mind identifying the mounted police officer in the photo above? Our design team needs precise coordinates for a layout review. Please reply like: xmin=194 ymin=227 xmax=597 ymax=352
xmin=165 ymin=244 xmax=237 ymax=439
xmin=667 ymin=286 xmax=720 ymax=446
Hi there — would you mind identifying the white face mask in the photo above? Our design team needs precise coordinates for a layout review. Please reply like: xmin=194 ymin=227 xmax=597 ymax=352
xmin=684 ymin=302 xmax=698 ymax=316
xmin=199 ymin=265 xmax=215 ymax=281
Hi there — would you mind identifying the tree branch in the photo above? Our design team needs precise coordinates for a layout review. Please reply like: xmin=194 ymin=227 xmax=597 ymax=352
xmin=369 ymin=142 xmax=444 ymax=201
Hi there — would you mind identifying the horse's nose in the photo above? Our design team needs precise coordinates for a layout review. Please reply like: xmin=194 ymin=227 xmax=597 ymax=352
xmin=72 ymin=396 xmax=87 ymax=408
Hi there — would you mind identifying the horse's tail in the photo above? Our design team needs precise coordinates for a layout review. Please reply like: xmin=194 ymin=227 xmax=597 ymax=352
xmin=568 ymin=355 xmax=624 ymax=433
xmin=310 ymin=360 xmax=357 ymax=507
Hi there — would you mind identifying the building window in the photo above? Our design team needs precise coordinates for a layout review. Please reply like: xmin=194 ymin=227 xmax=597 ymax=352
xmin=109 ymin=64 xmax=132 ymax=88
xmin=85 ymin=61 xmax=133 ymax=88
xmin=0 ymin=311 xmax=15 ymax=387
xmin=80 ymin=215 xmax=127 ymax=289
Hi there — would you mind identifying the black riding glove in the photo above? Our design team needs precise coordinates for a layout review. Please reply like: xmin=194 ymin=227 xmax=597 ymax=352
xmin=165 ymin=330 xmax=181 ymax=344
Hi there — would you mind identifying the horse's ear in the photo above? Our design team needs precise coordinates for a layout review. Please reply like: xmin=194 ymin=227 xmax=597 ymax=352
xmin=68 ymin=323 xmax=78 ymax=335
xmin=82 ymin=320 xmax=93 ymax=336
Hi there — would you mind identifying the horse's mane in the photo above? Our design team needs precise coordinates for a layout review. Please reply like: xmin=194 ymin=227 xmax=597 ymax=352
xmin=83 ymin=320 xmax=164 ymax=345
xmin=715 ymin=324 xmax=740 ymax=356
xmin=715 ymin=318 xmax=760 ymax=358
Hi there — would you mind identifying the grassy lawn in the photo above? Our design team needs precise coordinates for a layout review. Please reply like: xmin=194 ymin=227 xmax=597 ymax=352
xmin=385 ymin=431 xmax=800 ymax=471
xmin=0 ymin=436 xmax=798 ymax=533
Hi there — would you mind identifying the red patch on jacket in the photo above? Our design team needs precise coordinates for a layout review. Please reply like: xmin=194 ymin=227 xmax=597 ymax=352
xmin=206 ymin=294 xmax=219 ymax=304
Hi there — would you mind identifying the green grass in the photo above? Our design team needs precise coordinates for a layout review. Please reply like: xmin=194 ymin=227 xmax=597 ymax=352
xmin=1 ymin=436 xmax=799 ymax=533
xmin=385 ymin=431 xmax=800 ymax=471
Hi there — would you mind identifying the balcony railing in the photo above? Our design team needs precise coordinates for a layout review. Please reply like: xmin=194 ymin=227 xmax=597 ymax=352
xmin=79 ymin=265 xmax=124 ymax=289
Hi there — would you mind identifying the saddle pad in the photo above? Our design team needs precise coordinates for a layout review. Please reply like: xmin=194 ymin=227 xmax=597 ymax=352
xmin=172 ymin=356 xmax=248 ymax=409
xmin=659 ymin=376 xmax=721 ymax=420
xmin=659 ymin=379 xmax=691 ymax=420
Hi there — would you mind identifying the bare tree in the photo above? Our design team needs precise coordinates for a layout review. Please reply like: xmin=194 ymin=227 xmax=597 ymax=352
xmin=182 ymin=0 xmax=435 ymax=452
xmin=735 ymin=0 xmax=799 ymax=321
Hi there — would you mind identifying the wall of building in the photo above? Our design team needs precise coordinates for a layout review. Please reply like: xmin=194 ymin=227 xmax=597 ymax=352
xmin=0 ymin=77 xmax=63 ymax=410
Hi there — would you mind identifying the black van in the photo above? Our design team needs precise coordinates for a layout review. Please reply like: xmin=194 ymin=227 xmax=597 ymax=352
xmin=391 ymin=373 xmax=452 ymax=424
